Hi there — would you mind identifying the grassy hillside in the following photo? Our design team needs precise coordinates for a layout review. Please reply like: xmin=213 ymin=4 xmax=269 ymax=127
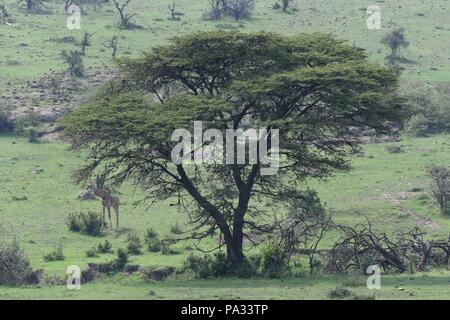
xmin=0 ymin=0 xmax=449 ymax=89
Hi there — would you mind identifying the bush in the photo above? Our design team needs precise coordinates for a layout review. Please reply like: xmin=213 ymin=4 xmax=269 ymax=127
xmin=67 ymin=211 xmax=103 ymax=236
xmin=260 ymin=242 xmax=290 ymax=278
xmin=115 ymin=248 xmax=128 ymax=270
xmin=147 ymin=238 xmax=162 ymax=253
xmin=79 ymin=211 xmax=104 ymax=236
xmin=60 ymin=50 xmax=84 ymax=77
xmin=402 ymin=81 xmax=450 ymax=136
xmin=13 ymin=113 xmax=41 ymax=141
xmin=85 ymin=246 xmax=98 ymax=257
xmin=144 ymin=228 xmax=159 ymax=240
xmin=44 ymin=244 xmax=64 ymax=262
xmin=125 ymin=233 xmax=142 ymax=255
xmin=404 ymin=114 xmax=429 ymax=137
xmin=97 ymin=240 xmax=113 ymax=253
xmin=329 ymin=287 xmax=353 ymax=299
xmin=140 ymin=266 xmax=176 ymax=281
xmin=427 ymin=166 xmax=450 ymax=215
xmin=182 ymin=252 xmax=255 ymax=279
xmin=161 ymin=241 xmax=178 ymax=255
xmin=0 ymin=240 xmax=32 ymax=286
xmin=0 ymin=110 xmax=13 ymax=132
xmin=87 ymin=248 xmax=129 ymax=275
xmin=182 ymin=254 xmax=213 ymax=279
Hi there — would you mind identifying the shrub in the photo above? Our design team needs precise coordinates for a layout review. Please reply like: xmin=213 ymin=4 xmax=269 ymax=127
xmin=87 ymin=248 xmax=129 ymax=275
xmin=85 ymin=246 xmax=98 ymax=257
xmin=66 ymin=212 xmax=81 ymax=232
xmin=329 ymin=287 xmax=353 ymax=299
xmin=44 ymin=244 xmax=64 ymax=262
xmin=404 ymin=114 xmax=429 ymax=137
xmin=0 ymin=240 xmax=32 ymax=286
xmin=260 ymin=242 xmax=289 ymax=278
xmin=0 ymin=110 xmax=13 ymax=132
xmin=182 ymin=254 xmax=213 ymax=279
xmin=79 ymin=211 xmax=104 ymax=236
xmin=13 ymin=113 xmax=40 ymax=140
xmin=60 ymin=50 xmax=84 ymax=77
xmin=67 ymin=211 xmax=103 ymax=236
xmin=161 ymin=241 xmax=178 ymax=255
xmin=182 ymin=252 xmax=255 ymax=279
xmin=125 ymin=233 xmax=142 ymax=255
xmin=97 ymin=240 xmax=113 ymax=253
xmin=140 ymin=266 xmax=176 ymax=281
xmin=147 ymin=238 xmax=161 ymax=253
xmin=402 ymin=81 xmax=450 ymax=136
xmin=115 ymin=248 xmax=128 ymax=270
xmin=427 ymin=166 xmax=450 ymax=215
xmin=144 ymin=228 xmax=159 ymax=240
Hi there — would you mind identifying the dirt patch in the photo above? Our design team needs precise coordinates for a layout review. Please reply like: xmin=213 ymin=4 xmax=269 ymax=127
xmin=369 ymin=192 xmax=440 ymax=230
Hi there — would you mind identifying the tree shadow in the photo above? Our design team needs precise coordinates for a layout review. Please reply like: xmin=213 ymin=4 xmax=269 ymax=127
xmin=110 ymin=227 xmax=133 ymax=238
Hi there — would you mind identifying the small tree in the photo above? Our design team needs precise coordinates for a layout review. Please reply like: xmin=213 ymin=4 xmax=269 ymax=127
xmin=105 ymin=35 xmax=119 ymax=58
xmin=112 ymin=0 xmax=137 ymax=29
xmin=80 ymin=31 xmax=92 ymax=56
xmin=223 ymin=0 xmax=254 ymax=20
xmin=427 ymin=166 xmax=450 ymax=214
xmin=381 ymin=27 xmax=409 ymax=65
xmin=60 ymin=50 xmax=84 ymax=77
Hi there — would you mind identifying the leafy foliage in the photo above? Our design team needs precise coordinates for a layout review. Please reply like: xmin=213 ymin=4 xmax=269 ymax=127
xmin=62 ymin=31 xmax=403 ymax=267
xmin=0 ymin=240 xmax=32 ymax=286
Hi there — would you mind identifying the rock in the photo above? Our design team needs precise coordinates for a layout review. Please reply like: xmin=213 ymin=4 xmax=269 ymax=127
xmin=78 ymin=189 xmax=96 ymax=201
xmin=32 ymin=168 xmax=44 ymax=175
xmin=38 ymin=109 xmax=60 ymax=122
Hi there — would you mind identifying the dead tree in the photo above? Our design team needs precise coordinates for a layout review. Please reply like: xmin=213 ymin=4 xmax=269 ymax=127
xmin=112 ymin=0 xmax=137 ymax=29
xmin=168 ymin=1 xmax=176 ymax=20
xmin=274 ymin=211 xmax=333 ymax=275
xmin=326 ymin=220 xmax=450 ymax=274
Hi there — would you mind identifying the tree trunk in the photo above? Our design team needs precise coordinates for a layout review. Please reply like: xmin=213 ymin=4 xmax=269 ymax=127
xmin=225 ymin=232 xmax=244 ymax=267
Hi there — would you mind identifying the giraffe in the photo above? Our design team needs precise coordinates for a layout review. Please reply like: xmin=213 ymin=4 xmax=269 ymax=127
xmin=88 ymin=174 xmax=121 ymax=228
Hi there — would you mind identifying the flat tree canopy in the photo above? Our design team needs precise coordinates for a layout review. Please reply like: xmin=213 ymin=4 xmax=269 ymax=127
xmin=62 ymin=31 xmax=403 ymax=268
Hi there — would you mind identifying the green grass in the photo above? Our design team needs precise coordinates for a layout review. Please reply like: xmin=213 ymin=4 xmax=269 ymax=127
xmin=1 ymin=134 xmax=450 ymax=299
xmin=2 ymin=272 xmax=450 ymax=300
xmin=0 ymin=0 xmax=449 ymax=90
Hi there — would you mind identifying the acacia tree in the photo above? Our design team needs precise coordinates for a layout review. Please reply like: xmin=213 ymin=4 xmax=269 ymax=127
xmin=381 ymin=27 xmax=409 ymax=64
xmin=62 ymin=32 xmax=403 ymax=268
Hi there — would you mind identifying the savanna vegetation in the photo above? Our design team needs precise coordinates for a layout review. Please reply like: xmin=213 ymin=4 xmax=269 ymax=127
xmin=0 ymin=0 xmax=449 ymax=300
